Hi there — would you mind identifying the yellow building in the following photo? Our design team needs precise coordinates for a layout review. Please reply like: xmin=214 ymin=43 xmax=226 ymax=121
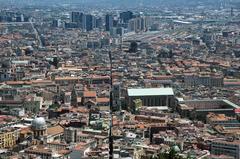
xmin=0 ymin=128 xmax=18 ymax=149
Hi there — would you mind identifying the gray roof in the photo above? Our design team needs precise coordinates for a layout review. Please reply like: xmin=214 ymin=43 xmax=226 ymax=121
xmin=12 ymin=60 xmax=29 ymax=64
xmin=127 ymin=88 xmax=174 ymax=96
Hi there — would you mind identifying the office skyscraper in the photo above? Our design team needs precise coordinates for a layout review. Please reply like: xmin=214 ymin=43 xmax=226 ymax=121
xmin=105 ymin=14 xmax=113 ymax=31
xmin=96 ymin=17 xmax=103 ymax=29
xmin=83 ymin=14 xmax=94 ymax=31
xmin=71 ymin=12 xmax=85 ymax=28
xmin=52 ymin=19 xmax=60 ymax=27
xmin=128 ymin=17 xmax=146 ymax=33
xmin=120 ymin=11 xmax=133 ymax=23
xmin=71 ymin=11 xmax=80 ymax=23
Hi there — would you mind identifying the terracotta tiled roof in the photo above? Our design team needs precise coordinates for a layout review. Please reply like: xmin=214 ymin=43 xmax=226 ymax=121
xmin=96 ymin=98 xmax=109 ymax=103
xmin=5 ymin=81 xmax=31 ymax=85
xmin=55 ymin=77 xmax=79 ymax=81
xmin=83 ymin=91 xmax=96 ymax=97
xmin=47 ymin=125 xmax=64 ymax=136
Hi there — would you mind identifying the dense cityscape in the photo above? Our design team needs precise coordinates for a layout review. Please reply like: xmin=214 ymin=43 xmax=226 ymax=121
xmin=0 ymin=0 xmax=240 ymax=158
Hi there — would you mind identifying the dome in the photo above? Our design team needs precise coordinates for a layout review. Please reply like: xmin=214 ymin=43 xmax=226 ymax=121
xmin=32 ymin=117 xmax=47 ymax=130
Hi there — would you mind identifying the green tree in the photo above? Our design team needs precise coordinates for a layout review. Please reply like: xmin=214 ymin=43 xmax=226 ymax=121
xmin=149 ymin=149 xmax=184 ymax=159
xmin=52 ymin=57 xmax=59 ymax=68
xmin=49 ymin=103 xmax=60 ymax=110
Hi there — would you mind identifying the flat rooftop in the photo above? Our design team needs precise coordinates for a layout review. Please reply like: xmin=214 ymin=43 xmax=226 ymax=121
xmin=127 ymin=88 xmax=174 ymax=96
xmin=182 ymin=99 xmax=240 ymax=109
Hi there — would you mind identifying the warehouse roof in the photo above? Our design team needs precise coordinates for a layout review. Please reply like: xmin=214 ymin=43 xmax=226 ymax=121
xmin=127 ymin=88 xmax=174 ymax=96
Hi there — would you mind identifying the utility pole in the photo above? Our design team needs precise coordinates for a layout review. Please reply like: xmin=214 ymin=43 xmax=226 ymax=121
xmin=231 ymin=7 xmax=234 ymax=17
xmin=108 ymin=51 xmax=113 ymax=159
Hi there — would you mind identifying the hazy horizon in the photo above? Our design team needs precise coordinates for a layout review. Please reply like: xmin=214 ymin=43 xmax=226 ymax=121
xmin=0 ymin=0 xmax=238 ymax=8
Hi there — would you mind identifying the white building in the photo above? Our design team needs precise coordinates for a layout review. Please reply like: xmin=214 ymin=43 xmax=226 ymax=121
xmin=127 ymin=88 xmax=175 ymax=113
